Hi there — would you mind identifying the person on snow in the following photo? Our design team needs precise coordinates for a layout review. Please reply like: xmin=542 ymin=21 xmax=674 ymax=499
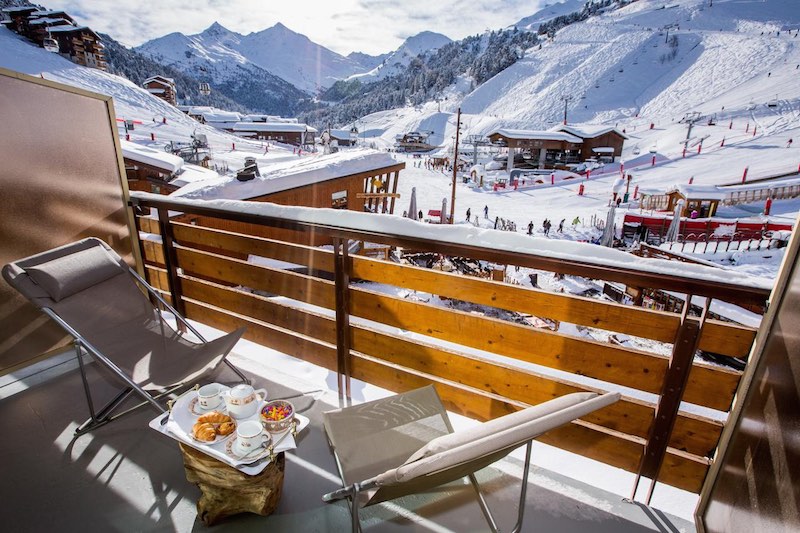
xmin=528 ymin=221 xmax=534 ymax=235
xmin=558 ymin=219 xmax=565 ymax=233
xmin=466 ymin=208 xmax=471 ymax=221
xmin=572 ymin=216 xmax=581 ymax=227
xmin=484 ymin=205 xmax=489 ymax=219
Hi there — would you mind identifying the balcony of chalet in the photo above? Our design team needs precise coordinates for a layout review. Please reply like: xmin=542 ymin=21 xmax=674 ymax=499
xmin=2 ymin=68 xmax=799 ymax=533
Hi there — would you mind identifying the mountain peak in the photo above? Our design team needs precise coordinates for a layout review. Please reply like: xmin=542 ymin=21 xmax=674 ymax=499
xmin=201 ymin=21 xmax=234 ymax=37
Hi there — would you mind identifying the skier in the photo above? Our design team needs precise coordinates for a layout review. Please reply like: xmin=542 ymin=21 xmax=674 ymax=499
xmin=558 ymin=219 xmax=565 ymax=233
xmin=484 ymin=205 xmax=489 ymax=219
xmin=788 ymin=138 xmax=793 ymax=148
xmin=572 ymin=216 xmax=581 ymax=227
xmin=418 ymin=209 xmax=423 ymax=221
xmin=528 ymin=221 xmax=534 ymax=235
xmin=466 ymin=207 xmax=471 ymax=221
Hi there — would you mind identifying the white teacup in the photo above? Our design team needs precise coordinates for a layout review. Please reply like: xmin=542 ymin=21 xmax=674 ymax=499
xmin=236 ymin=420 xmax=270 ymax=455
xmin=197 ymin=383 xmax=223 ymax=410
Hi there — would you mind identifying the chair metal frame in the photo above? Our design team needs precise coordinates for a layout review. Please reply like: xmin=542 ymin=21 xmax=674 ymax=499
xmin=323 ymin=439 xmax=533 ymax=533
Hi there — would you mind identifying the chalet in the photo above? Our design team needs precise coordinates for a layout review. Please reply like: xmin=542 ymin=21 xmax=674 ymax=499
xmin=640 ymin=184 xmax=724 ymax=218
xmin=121 ymin=140 xmax=218 ymax=195
xmin=555 ymin=125 xmax=628 ymax=162
xmin=232 ymin=122 xmax=317 ymax=148
xmin=143 ymin=76 xmax=177 ymax=106
xmin=1 ymin=8 xmax=106 ymax=70
xmin=169 ymin=148 xmax=405 ymax=246
xmin=329 ymin=129 xmax=357 ymax=147
xmin=394 ymin=131 xmax=437 ymax=152
xmin=487 ymin=129 xmax=583 ymax=171
xmin=200 ymin=109 xmax=242 ymax=131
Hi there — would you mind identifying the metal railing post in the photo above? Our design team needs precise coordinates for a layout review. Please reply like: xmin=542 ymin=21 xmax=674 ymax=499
xmin=630 ymin=295 xmax=712 ymax=503
xmin=333 ymin=238 xmax=352 ymax=401
xmin=157 ymin=207 xmax=186 ymax=322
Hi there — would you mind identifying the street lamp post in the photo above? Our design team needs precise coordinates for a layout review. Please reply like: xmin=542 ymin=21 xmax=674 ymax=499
xmin=450 ymin=107 xmax=462 ymax=224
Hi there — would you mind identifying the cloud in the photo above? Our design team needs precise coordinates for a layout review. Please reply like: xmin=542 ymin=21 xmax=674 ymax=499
xmin=42 ymin=0 xmax=546 ymax=55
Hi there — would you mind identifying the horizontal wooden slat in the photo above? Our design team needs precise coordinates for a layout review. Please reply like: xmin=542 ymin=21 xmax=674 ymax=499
xmin=172 ymin=222 xmax=335 ymax=273
xmin=351 ymin=255 xmax=756 ymax=358
xmin=350 ymin=286 xmax=670 ymax=395
xmin=697 ymin=320 xmax=757 ymax=359
xmin=181 ymin=276 xmax=336 ymax=344
xmin=684 ymin=363 xmax=742 ymax=412
xmin=183 ymin=300 xmax=336 ymax=372
xmin=176 ymin=247 xmax=335 ymax=309
xmin=351 ymin=325 xmax=722 ymax=457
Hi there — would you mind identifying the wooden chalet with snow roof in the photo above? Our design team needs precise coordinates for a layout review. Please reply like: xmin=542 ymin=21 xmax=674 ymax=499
xmin=143 ymin=76 xmax=177 ymax=106
xmin=555 ymin=125 xmax=628 ymax=162
xmin=232 ymin=122 xmax=317 ymax=148
xmin=163 ymin=149 xmax=405 ymax=247
xmin=1 ymin=7 xmax=106 ymax=70
xmin=487 ymin=128 xmax=584 ymax=170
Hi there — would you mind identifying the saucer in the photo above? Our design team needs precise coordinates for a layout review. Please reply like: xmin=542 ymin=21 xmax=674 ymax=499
xmin=225 ymin=436 xmax=271 ymax=463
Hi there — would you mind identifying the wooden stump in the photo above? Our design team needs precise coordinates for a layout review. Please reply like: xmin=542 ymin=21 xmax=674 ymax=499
xmin=179 ymin=443 xmax=285 ymax=526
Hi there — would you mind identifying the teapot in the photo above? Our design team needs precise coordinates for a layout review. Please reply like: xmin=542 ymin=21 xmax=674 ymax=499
xmin=223 ymin=384 xmax=267 ymax=419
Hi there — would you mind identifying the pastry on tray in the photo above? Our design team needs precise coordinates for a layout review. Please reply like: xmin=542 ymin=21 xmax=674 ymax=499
xmin=197 ymin=411 xmax=231 ymax=425
xmin=192 ymin=421 xmax=217 ymax=442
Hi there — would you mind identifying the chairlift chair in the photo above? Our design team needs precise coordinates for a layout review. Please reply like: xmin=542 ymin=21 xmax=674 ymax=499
xmin=199 ymin=82 xmax=211 ymax=96
xmin=43 ymin=32 xmax=59 ymax=53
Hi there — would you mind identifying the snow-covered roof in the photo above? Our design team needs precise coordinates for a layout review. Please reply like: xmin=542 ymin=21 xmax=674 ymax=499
xmin=144 ymin=75 xmax=175 ymax=86
xmin=131 ymin=190 xmax=772 ymax=292
xmin=329 ymin=129 xmax=354 ymax=140
xmin=121 ymin=140 xmax=184 ymax=174
xmin=232 ymin=122 xmax=310 ymax=133
xmin=28 ymin=17 xmax=69 ymax=25
xmin=241 ymin=114 xmax=296 ymax=123
xmin=48 ymin=25 xmax=93 ymax=35
xmin=171 ymin=148 xmax=400 ymax=201
xmin=171 ymin=163 xmax=220 ymax=188
xmin=187 ymin=106 xmax=214 ymax=115
xmin=201 ymin=110 xmax=241 ymax=122
xmin=556 ymin=124 xmax=629 ymax=140
xmin=720 ymin=174 xmax=800 ymax=193
xmin=488 ymin=129 xmax=583 ymax=143
xmin=146 ymin=88 xmax=165 ymax=94
xmin=674 ymin=184 xmax=727 ymax=200
xmin=592 ymin=147 xmax=615 ymax=153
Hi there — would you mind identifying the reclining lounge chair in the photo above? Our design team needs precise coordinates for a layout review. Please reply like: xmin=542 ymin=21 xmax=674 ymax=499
xmin=3 ymin=237 xmax=247 ymax=435
xmin=323 ymin=385 xmax=620 ymax=532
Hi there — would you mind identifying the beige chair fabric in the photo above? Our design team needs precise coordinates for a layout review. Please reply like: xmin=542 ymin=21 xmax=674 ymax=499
xmin=3 ymin=238 xmax=246 ymax=431
xmin=324 ymin=385 xmax=621 ymax=518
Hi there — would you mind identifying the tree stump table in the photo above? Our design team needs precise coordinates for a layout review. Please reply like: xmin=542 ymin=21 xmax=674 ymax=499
xmin=179 ymin=443 xmax=285 ymax=526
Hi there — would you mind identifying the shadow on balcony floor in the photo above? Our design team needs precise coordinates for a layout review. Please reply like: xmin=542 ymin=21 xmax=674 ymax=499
xmin=0 ymin=351 xmax=695 ymax=532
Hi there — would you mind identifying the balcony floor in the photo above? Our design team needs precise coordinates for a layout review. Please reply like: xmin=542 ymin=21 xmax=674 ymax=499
xmin=0 ymin=345 xmax=695 ymax=532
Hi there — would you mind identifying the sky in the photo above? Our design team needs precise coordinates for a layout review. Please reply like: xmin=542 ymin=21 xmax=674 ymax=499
xmin=41 ymin=0 xmax=548 ymax=56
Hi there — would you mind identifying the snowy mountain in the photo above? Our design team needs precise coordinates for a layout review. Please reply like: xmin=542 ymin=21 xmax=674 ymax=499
xmin=131 ymin=23 xmax=309 ymax=114
xmin=348 ymin=31 xmax=452 ymax=82
xmin=514 ymin=0 xmax=588 ymax=31
xmin=347 ymin=51 xmax=391 ymax=72
xmin=136 ymin=22 xmax=364 ymax=95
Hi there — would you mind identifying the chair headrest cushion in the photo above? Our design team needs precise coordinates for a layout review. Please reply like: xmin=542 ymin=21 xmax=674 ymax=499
xmin=25 ymin=244 xmax=127 ymax=302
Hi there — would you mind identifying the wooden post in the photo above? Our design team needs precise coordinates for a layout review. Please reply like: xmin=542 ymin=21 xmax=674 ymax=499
xmin=333 ymin=238 xmax=352 ymax=400
xmin=157 ymin=208 xmax=186 ymax=320
xmin=389 ymin=170 xmax=399 ymax=214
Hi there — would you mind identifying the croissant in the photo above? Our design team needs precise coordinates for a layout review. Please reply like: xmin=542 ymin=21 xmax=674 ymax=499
xmin=197 ymin=411 xmax=230 ymax=424
xmin=217 ymin=422 xmax=235 ymax=436
xmin=193 ymin=422 xmax=217 ymax=442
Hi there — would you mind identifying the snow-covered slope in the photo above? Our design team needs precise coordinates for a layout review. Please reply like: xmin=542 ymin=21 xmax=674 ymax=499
xmin=514 ymin=0 xmax=588 ymax=31
xmin=348 ymin=31 xmax=452 ymax=82
xmin=136 ymin=22 xmax=363 ymax=94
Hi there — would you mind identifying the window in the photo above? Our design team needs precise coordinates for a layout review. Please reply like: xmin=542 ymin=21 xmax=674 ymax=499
xmin=332 ymin=190 xmax=348 ymax=209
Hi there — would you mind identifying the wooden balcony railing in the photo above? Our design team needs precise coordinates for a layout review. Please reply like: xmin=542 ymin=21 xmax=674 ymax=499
xmin=129 ymin=191 xmax=769 ymax=499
